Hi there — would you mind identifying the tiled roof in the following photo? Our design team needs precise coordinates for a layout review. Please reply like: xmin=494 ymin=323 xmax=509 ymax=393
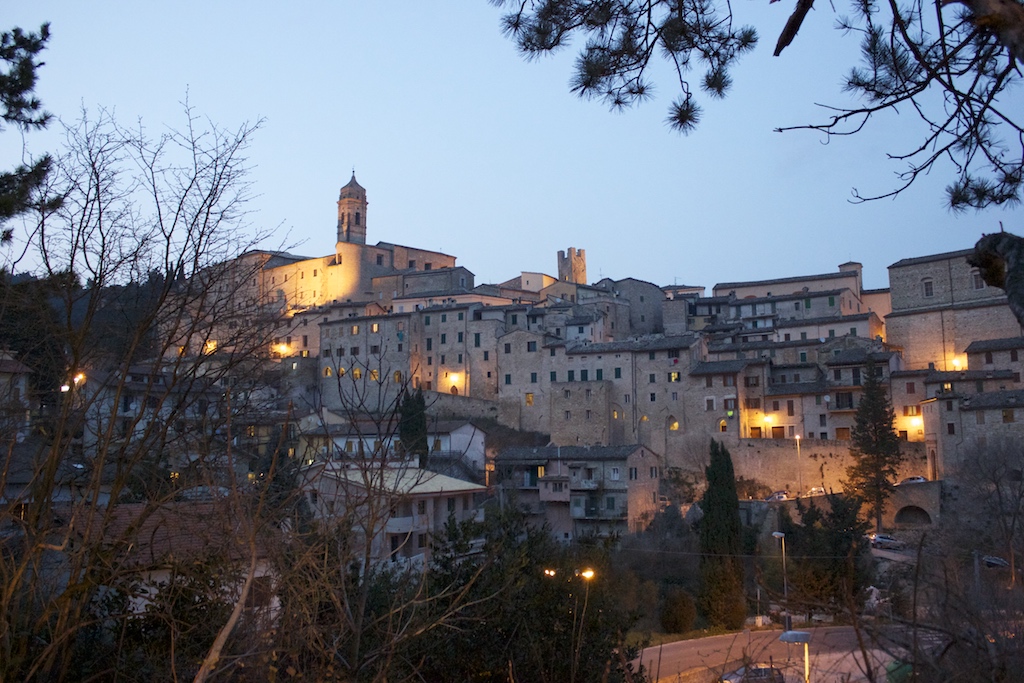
xmin=690 ymin=360 xmax=753 ymax=375
xmin=959 ymin=389 xmax=1024 ymax=410
xmin=888 ymin=249 xmax=974 ymax=269
xmin=965 ymin=337 xmax=1024 ymax=353
xmin=497 ymin=445 xmax=647 ymax=464
xmin=318 ymin=466 xmax=484 ymax=495
xmin=715 ymin=270 xmax=855 ymax=292
xmin=563 ymin=335 xmax=697 ymax=355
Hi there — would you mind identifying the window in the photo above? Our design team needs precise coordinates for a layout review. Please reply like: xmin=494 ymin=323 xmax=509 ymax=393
xmin=629 ymin=467 xmax=638 ymax=480
xmin=441 ymin=313 xmax=447 ymax=323
xmin=586 ymin=409 xmax=593 ymax=419
xmin=744 ymin=375 xmax=759 ymax=387
xmin=947 ymin=422 xmax=956 ymax=435
xmin=852 ymin=368 xmax=861 ymax=386
xmin=1013 ymin=350 xmax=1019 ymax=362
xmin=447 ymin=497 xmax=456 ymax=513
xmin=614 ymin=367 xmax=622 ymax=379
xmin=725 ymin=398 xmax=737 ymax=411
xmin=564 ymin=410 xmax=571 ymax=420
xmin=457 ymin=332 xmax=463 ymax=343
xmin=567 ymin=370 xmax=575 ymax=381
xmin=706 ymin=376 xmax=713 ymax=388
xmin=504 ymin=343 xmax=511 ymax=354
xmin=672 ymin=391 xmax=679 ymax=400
xmin=787 ymin=400 xmax=795 ymax=416
xmin=977 ymin=411 xmax=986 ymax=425
xmin=835 ymin=392 xmax=854 ymax=409
xmin=525 ymin=393 xmax=534 ymax=406
xmin=352 ymin=368 xmax=362 ymax=379
xmin=351 ymin=325 xmax=359 ymax=335
xmin=606 ymin=496 xmax=616 ymax=510
xmin=370 ymin=345 xmax=380 ymax=354
xmin=458 ymin=312 xmax=464 ymax=320
xmin=426 ymin=338 xmax=433 ymax=351
xmin=835 ymin=427 xmax=851 ymax=440
xmin=946 ymin=399 xmax=954 ymax=411
xmin=483 ymin=351 xmax=489 ymax=360
xmin=530 ymin=372 xmax=538 ymax=383
xmin=973 ymin=270 xmax=986 ymax=289
xmin=906 ymin=382 xmax=916 ymax=394
xmin=424 ymin=315 xmax=430 ymax=325
xmin=580 ymin=369 xmax=589 ymax=381
xmin=350 ymin=347 xmax=360 ymax=356
xmin=903 ymin=405 xmax=921 ymax=416
xmin=370 ymin=369 xmax=379 ymax=381
xmin=551 ymin=371 xmax=557 ymax=382
xmin=527 ymin=341 xmax=537 ymax=352
xmin=504 ymin=374 xmax=511 ymax=385
xmin=649 ymin=373 xmax=656 ymax=383
xmin=986 ymin=351 xmax=994 ymax=364
xmin=923 ymin=278 xmax=934 ymax=297
xmin=564 ymin=389 xmax=571 ymax=398
xmin=650 ymin=393 xmax=657 ymax=402
xmin=511 ymin=314 xmax=518 ymax=325
xmin=772 ymin=400 xmax=780 ymax=411
xmin=1004 ymin=409 xmax=1016 ymax=423
xmin=706 ymin=398 xmax=715 ymax=411
xmin=394 ymin=371 xmax=403 ymax=383
xmin=750 ymin=426 xmax=762 ymax=438
xmin=724 ymin=375 xmax=735 ymax=387
xmin=828 ymin=295 xmax=835 ymax=306
xmin=800 ymin=352 xmax=807 ymax=362
xmin=596 ymin=369 xmax=603 ymax=380
xmin=440 ymin=333 xmax=447 ymax=344
xmin=474 ymin=333 xmax=480 ymax=348
xmin=833 ymin=369 xmax=842 ymax=381
xmin=610 ymin=467 xmax=620 ymax=480
xmin=745 ymin=398 xmax=761 ymax=409
xmin=819 ymin=414 xmax=827 ymax=427
xmin=427 ymin=356 xmax=433 ymax=366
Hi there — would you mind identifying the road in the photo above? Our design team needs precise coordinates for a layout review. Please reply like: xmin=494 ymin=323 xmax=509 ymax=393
xmin=636 ymin=626 xmax=892 ymax=683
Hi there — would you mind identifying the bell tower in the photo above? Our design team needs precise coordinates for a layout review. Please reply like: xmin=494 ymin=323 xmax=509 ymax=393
xmin=336 ymin=173 xmax=367 ymax=245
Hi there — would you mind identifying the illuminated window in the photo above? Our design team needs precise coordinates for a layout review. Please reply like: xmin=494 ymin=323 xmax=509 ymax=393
xmin=323 ymin=367 xmax=332 ymax=377
xmin=351 ymin=325 xmax=359 ymax=335
xmin=203 ymin=340 xmax=218 ymax=354
xmin=525 ymin=393 xmax=534 ymax=406
xmin=352 ymin=368 xmax=362 ymax=380
xmin=394 ymin=371 xmax=403 ymax=383
xmin=371 ymin=323 xmax=379 ymax=332
xmin=669 ymin=419 xmax=679 ymax=431
xmin=370 ymin=369 xmax=379 ymax=381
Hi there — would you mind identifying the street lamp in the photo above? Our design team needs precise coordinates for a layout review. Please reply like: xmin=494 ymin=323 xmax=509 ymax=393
xmin=772 ymin=531 xmax=790 ymax=631
xmin=779 ymin=629 xmax=812 ymax=683
xmin=571 ymin=568 xmax=596 ymax=683
xmin=795 ymin=435 xmax=802 ymax=497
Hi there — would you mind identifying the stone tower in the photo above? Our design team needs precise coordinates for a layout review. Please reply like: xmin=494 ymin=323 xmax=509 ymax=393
xmin=336 ymin=173 xmax=367 ymax=245
xmin=557 ymin=247 xmax=587 ymax=284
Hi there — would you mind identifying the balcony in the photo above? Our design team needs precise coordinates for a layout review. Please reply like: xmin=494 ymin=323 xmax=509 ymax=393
xmin=573 ymin=479 xmax=598 ymax=490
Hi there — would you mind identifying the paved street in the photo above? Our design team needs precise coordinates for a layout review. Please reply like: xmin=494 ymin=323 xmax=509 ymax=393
xmin=637 ymin=626 xmax=892 ymax=683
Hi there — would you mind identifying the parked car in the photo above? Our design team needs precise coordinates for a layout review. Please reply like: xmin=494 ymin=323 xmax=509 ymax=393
xmin=897 ymin=476 xmax=928 ymax=486
xmin=868 ymin=533 xmax=906 ymax=550
xmin=806 ymin=486 xmax=826 ymax=496
xmin=719 ymin=665 xmax=786 ymax=682
xmin=766 ymin=491 xmax=790 ymax=502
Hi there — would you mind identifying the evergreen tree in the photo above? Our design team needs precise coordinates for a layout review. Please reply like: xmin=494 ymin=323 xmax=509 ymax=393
xmin=698 ymin=440 xmax=746 ymax=629
xmin=398 ymin=388 xmax=428 ymax=468
xmin=846 ymin=359 xmax=903 ymax=532
xmin=0 ymin=24 xmax=60 ymax=241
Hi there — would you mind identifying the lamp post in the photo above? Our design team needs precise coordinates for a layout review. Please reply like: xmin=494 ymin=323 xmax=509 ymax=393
xmin=779 ymin=629 xmax=812 ymax=683
xmin=772 ymin=531 xmax=790 ymax=631
xmin=571 ymin=568 xmax=595 ymax=683
xmin=795 ymin=435 xmax=802 ymax=496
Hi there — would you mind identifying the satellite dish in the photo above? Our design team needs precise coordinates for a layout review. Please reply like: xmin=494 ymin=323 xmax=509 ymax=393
xmin=819 ymin=337 xmax=826 ymax=343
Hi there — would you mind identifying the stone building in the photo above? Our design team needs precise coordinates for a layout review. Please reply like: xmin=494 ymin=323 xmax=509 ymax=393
xmin=886 ymin=249 xmax=1023 ymax=370
xmin=495 ymin=444 xmax=661 ymax=540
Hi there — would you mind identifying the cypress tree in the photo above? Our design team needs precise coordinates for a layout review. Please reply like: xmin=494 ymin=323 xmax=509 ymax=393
xmin=846 ymin=359 xmax=903 ymax=532
xmin=398 ymin=388 xmax=429 ymax=468
xmin=698 ymin=440 xmax=746 ymax=629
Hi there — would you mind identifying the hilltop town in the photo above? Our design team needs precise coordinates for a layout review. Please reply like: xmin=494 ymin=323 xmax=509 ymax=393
xmin=4 ymin=175 xmax=1022 ymax=680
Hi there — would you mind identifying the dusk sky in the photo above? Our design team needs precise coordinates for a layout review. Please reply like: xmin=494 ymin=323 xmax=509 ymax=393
xmin=5 ymin=1 xmax=1021 ymax=292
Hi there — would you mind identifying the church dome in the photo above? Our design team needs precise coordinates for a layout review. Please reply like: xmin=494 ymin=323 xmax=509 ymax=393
xmin=339 ymin=173 xmax=366 ymax=200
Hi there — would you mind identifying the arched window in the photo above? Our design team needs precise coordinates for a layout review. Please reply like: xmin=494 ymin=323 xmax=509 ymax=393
xmin=338 ymin=367 xmax=346 ymax=377
xmin=719 ymin=420 xmax=728 ymax=432
xmin=352 ymin=368 xmax=362 ymax=380
xmin=323 ymin=367 xmax=332 ymax=377
xmin=355 ymin=211 xmax=361 ymax=226
xmin=450 ymin=385 xmax=459 ymax=395
xmin=667 ymin=416 xmax=679 ymax=431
